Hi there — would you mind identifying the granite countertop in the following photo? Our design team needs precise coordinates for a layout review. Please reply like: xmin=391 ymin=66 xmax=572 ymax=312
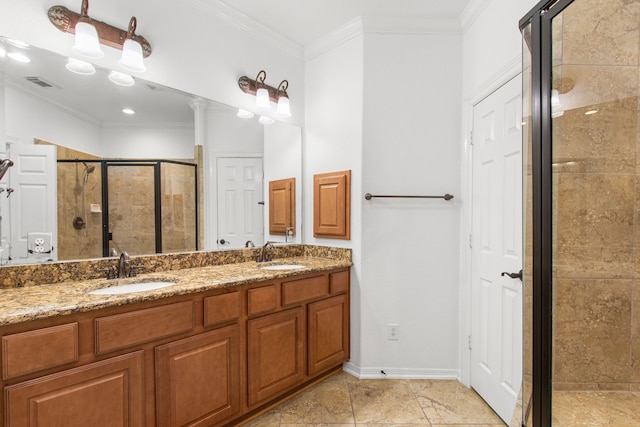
xmin=0 ymin=257 xmax=351 ymax=326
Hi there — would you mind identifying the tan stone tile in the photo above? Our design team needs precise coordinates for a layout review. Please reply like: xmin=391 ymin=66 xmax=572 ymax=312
xmin=243 ymin=407 xmax=281 ymax=426
xmin=278 ymin=373 xmax=354 ymax=425
xmin=555 ymin=244 xmax=634 ymax=280
xmin=409 ymin=380 xmax=502 ymax=425
xmin=555 ymin=173 xmax=634 ymax=248
xmin=349 ymin=380 xmax=428 ymax=425
xmin=553 ymin=279 xmax=632 ymax=384
xmin=552 ymin=391 xmax=640 ymax=425
xmin=562 ymin=0 xmax=640 ymax=66
xmin=631 ymin=282 xmax=640 ymax=383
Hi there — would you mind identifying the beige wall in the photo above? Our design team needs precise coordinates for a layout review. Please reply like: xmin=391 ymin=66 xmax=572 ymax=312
xmin=551 ymin=0 xmax=640 ymax=391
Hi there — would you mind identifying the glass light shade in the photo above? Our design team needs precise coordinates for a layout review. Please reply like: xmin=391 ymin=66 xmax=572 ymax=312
xmin=275 ymin=96 xmax=291 ymax=117
xmin=255 ymin=87 xmax=271 ymax=109
xmin=259 ymin=115 xmax=274 ymax=125
xmin=65 ymin=57 xmax=96 ymax=75
xmin=237 ymin=109 xmax=255 ymax=118
xmin=119 ymin=38 xmax=146 ymax=73
xmin=73 ymin=20 xmax=104 ymax=59
xmin=108 ymin=70 xmax=135 ymax=87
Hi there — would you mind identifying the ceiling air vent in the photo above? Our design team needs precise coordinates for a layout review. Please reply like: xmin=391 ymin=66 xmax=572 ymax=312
xmin=25 ymin=76 xmax=56 ymax=88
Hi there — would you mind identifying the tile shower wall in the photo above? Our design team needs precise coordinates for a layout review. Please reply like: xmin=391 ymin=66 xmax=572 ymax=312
xmin=161 ymin=162 xmax=197 ymax=253
xmin=551 ymin=0 xmax=640 ymax=391
xmin=39 ymin=142 xmax=103 ymax=261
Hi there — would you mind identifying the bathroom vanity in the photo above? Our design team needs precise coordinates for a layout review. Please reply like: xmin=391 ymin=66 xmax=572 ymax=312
xmin=0 ymin=250 xmax=350 ymax=426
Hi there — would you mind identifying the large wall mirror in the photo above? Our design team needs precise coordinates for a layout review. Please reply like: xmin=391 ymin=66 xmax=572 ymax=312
xmin=0 ymin=37 xmax=302 ymax=266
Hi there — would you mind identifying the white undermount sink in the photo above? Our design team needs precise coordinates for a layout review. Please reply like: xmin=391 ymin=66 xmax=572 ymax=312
xmin=259 ymin=264 xmax=305 ymax=271
xmin=88 ymin=281 xmax=176 ymax=295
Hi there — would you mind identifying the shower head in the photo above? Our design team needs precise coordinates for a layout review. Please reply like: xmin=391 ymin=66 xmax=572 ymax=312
xmin=82 ymin=162 xmax=96 ymax=174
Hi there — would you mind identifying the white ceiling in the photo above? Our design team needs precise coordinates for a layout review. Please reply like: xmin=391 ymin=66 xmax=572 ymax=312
xmin=218 ymin=0 xmax=473 ymax=47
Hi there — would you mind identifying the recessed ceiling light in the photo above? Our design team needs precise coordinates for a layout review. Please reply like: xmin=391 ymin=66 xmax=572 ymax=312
xmin=65 ymin=57 xmax=96 ymax=75
xmin=584 ymin=109 xmax=598 ymax=115
xmin=108 ymin=70 xmax=134 ymax=87
xmin=8 ymin=52 xmax=30 ymax=63
xmin=122 ymin=108 xmax=135 ymax=115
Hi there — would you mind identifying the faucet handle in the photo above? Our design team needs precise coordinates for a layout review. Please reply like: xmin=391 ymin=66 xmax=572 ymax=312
xmin=129 ymin=265 xmax=145 ymax=277
xmin=98 ymin=266 xmax=116 ymax=280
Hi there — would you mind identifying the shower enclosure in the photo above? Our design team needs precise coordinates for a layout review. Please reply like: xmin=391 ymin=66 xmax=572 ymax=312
xmin=521 ymin=0 xmax=640 ymax=425
xmin=58 ymin=159 xmax=198 ymax=260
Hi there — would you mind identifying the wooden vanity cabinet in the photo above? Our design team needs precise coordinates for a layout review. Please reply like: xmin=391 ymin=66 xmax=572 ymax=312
xmin=247 ymin=307 xmax=305 ymax=407
xmin=155 ymin=325 xmax=241 ymax=427
xmin=4 ymin=351 xmax=144 ymax=427
xmin=1 ymin=267 xmax=350 ymax=427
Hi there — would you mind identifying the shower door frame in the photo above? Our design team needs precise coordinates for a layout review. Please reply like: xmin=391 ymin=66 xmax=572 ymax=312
xmin=519 ymin=0 xmax=575 ymax=426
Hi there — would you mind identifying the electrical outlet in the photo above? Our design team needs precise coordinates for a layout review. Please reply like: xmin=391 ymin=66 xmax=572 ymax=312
xmin=387 ymin=324 xmax=399 ymax=341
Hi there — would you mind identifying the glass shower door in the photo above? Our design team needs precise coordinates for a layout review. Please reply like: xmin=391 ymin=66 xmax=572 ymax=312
xmin=105 ymin=163 xmax=157 ymax=256
xmin=521 ymin=0 xmax=640 ymax=425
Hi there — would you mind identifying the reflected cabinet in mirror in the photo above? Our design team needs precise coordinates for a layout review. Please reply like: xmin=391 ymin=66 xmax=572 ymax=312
xmin=0 ymin=37 xmax=302 ymax=266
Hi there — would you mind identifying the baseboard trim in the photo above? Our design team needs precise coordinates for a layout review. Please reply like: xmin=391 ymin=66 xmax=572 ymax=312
xmin=343 ymin=362 xmax=459 ymax=380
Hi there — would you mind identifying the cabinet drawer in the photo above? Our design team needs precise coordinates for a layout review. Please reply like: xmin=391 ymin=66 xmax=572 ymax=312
xmin=282 ymin=275 xmax=329 ymax=306
xmin=95 ymin=301 xmax=194 ymax=354
xmin=2 ymin=323 xmax=78 ymax=380
xmin=204 ymin=291 xmax=241 ymax=327
xmin=247 ymin=284 xmax=278 ymax=316
xmin=330 ymin=270 xmax=349 ymax=294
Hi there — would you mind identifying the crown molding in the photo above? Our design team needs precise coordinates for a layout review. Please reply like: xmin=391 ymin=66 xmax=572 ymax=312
xmin=305 ymin=15 xmax=461 ymax=62
xmin=185 ymin=0 xmax=304 ymax=60
xmin=459 ymin=0 xmax=493 ymax=31
xmin=305 ymin=17 xmax=364 ymax=61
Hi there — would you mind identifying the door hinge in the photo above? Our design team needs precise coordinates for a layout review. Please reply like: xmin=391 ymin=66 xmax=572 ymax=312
xmin=468 ymin=335 xmax=472 ymax=350
xmin=469 ymin=131 xmax=473 ymax=146
xmin=468 ymin=234 xmax=472 ymax=249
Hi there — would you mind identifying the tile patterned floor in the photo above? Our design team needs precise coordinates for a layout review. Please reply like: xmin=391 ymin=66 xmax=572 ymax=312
xmin=244 ymin=372 xmax=506 ymax=427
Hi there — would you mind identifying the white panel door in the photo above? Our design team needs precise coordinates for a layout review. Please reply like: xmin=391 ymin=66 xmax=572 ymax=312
xmin=216 ymin=157 xmax=263 ymax=250
xmin=471 ymin=75 xmax=523 ymax=423
xmin=8 ymin=143 xmax=57 ymax=261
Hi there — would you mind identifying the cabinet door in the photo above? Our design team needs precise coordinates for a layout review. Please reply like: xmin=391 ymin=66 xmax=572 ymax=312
xmin=155 ymin=325 xmax=241 ymax=427
xmin=308 ymin=294 xmax=350 ymax=376
xmin=247 ymin=307 xmax=304 ymax=407
xmin=4 ymin=351 xmax=144 ymax=427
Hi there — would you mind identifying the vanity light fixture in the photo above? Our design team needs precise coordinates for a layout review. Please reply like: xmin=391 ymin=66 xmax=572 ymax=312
xmin=238 ymin=70 xmax=292 ymax=116
xmin=49 ymin=0 xmax=152 ymax=69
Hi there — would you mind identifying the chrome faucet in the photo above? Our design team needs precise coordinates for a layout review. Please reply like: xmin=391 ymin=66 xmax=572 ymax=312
xmin=117 ymin=251 xmax=130 ymax=278
xmin=256 ymin=242 xmax=275 ymax=262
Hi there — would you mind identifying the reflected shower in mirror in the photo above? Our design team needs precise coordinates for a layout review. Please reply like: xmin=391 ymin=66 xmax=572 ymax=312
xmin=0 ymin=37 xmax=302 ymax=266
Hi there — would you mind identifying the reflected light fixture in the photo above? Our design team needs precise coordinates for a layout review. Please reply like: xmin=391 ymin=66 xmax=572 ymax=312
xmin=108 ymin=70 xmax=134 ymax=87
xmin=259 ymin=116 xmax=275 ymax=125
xmin=238 ymin=70 xmax=292 ymax=117
xmin=66 ymin=57 xmax=96 ymax=75
xmin=49 ymin=0 xmax=151 ymax=68
xmin=122 ymin=108 xmax=135 ymax=115
xmin=237 ymin=109 xmax=255 ymax=118
xmin=584 ymin=109 xmax=598 ymax=115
